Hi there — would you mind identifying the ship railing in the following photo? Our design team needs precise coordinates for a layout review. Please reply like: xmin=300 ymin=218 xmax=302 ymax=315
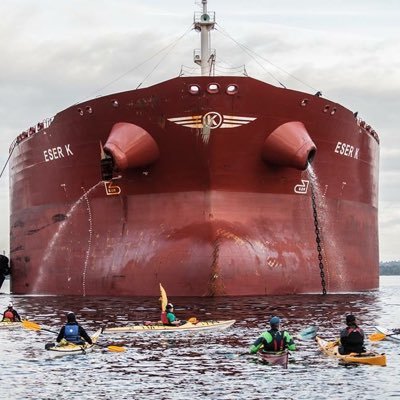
xmin=179 ymin=63 xmax=247 ymax=77
xmin=11 ymin=116 xmax=54 ymax=151
xmin=356 ymin=117 xmax=380 ymax=144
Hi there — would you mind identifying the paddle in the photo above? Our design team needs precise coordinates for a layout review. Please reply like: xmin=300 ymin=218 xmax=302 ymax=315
xmin=159 ymin=283 xmax=168 ymax=312
xmin=369 ymin=332 xmax=392 ymax=342
xmin=23 ymin=320 xmax=58 ymax=334
xmin=160 ymin=283 xmax=196 ymax=325
xmin=22 ymin=320 xmax=125 ymax=352
xmin=298 ymin=325 xmax=318 ymax=341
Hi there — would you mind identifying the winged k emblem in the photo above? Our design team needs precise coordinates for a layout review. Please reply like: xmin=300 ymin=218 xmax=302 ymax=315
xmin=168 ymin=112 xmax=256 ymax=129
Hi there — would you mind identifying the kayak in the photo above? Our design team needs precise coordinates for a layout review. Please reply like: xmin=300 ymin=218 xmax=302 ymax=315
xmin=44 ymin=328 xmax=102 ymax=355
xmin=316 ymin=336 xmax=386 ymax=366
xmin=0 ymin=321 xmax=22 ymax=329
xmin=258 ymin=351 xmax=289 ymax=369
xmin=103 ymin=319 xmax=236 ymax=333
xmin=374 ymin=326 xmax=400 ymax=342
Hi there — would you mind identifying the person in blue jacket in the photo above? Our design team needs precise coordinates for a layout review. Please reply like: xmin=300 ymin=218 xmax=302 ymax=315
xmin=250 ymin=316 xmax=296 ymax=353
xmin=56 ymin=312 xmax=93 ymax=345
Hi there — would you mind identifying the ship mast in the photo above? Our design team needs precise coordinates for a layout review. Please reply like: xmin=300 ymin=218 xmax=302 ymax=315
xmin=194 ymin=0 xmax=216 ymax=76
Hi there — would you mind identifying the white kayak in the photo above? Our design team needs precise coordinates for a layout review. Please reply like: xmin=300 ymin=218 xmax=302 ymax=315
xmin=103 ymin=319 xmax=236 ymax=333
xmin=0 ymin=321 xmax=22 ymax=329
xmin=374 ymin=326 xmax=400 ymax=342
xmin=44 ymin=328 xmax=102 ymax=355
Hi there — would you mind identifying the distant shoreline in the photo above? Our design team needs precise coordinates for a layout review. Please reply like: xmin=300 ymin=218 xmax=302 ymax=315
xmin=380 ymin=261 xmax=400 ymax=275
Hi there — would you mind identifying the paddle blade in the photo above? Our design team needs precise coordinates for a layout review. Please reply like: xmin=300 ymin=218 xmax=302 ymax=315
xmin=22 ymin=320 xmax=41 ymax=331
xmin=369 ymin=332 xmax=386 ymax=341
xmin=298 ymin=325 xmax=318 ymax=340
xmin=107 ymin=345 xmax=126 ymax=352
xmin=159 ymin=283 xmax=168 ymax=311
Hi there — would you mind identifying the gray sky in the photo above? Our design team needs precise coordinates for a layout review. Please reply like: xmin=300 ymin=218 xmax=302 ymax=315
xmin=0 ymin=0 xmax=399 ymax=261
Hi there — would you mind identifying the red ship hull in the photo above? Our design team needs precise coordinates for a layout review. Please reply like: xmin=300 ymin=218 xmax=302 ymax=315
xmin=9 ymin=76 xmax=379 ymax=296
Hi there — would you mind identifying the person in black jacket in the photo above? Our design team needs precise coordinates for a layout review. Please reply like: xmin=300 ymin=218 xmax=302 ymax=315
xmin=2 ymin=302 xmax=22 ymax=322
xmin=56 ymin=312 xmax=93 ymax=345
xmin=338 ymin=314 xmax=365 ymax=354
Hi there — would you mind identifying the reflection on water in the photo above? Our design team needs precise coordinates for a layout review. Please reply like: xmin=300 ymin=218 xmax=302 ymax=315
xmin=1 ymin=277 xmax=400 ymax=399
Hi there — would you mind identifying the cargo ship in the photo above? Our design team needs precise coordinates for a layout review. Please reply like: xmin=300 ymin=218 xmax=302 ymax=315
xmin=8 ymin=1 xmax=379 ymax=296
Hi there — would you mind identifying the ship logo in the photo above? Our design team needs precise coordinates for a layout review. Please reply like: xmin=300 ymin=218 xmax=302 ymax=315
xmin=294 ymin=179 xmax=309 ymax=194
xmin=104 ymin=181 xmax=121 ymax=196
xmin=168 ymin=113 xmax=256 ymax=129
xmin=203 ymin=112 xmax=223 ymax=129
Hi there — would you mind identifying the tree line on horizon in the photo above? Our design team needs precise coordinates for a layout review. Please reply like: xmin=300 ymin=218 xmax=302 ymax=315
xmin=380 ymin=261 xmax=400 ymax=275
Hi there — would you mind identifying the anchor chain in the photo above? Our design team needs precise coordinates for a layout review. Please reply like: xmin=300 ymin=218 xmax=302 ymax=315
xmin=310 ymin=184 xmax=327 ymax=295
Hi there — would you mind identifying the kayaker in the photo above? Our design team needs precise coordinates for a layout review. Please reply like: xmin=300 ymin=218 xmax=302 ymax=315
xmin=56 ymin=312 xmax=93 ymax=345
xmin=249 ymin=316 xmax=296 ymax=354
xmin=338 ymin=314 xmax=366 ymax=355
xmin=161 ymin=303 xmax=182 ymax=326
xmin=1 ymin=302 xmax=22 ymax=322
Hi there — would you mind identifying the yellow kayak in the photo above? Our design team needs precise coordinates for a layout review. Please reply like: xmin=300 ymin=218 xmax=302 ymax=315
xmin=45 ymin=328 xmax=102 ymax=355
xmin=316 ymin=336 xmax=386 ymax=366
xmin=0 ymin=321 xmax=22 ymax=329
xmin=104 ymin=319 xmax=236 ymax=333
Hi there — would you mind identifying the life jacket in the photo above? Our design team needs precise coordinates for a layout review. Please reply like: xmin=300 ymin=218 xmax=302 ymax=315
xmin=344 ymin=327 xmax=364 ymax=341
xmin=341 ymin=326 xmax=364 ymax=353
xmin=264 ymin=330 xmax=285 ymax=351
xmin=161 ymin=311 xmax=168 ymax=325
xmin=4 ymin=310 xmax=15 ymax=321
xmin=64 ymin=324 xmax=81 ymax=343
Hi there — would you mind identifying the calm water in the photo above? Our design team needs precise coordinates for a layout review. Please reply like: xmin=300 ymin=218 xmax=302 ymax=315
xmin=1 ymin=277 xmax=400 ymax=400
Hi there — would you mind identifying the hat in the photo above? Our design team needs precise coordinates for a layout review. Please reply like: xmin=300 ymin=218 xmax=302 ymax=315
xmin=166 ymin=303 xmax=174 ymax=309
xmin=270 ymin=316 xmax=281 ymax=326
xmin=346 ymin=314 xmax=356 ymax=324
xmin=67 ymin=312 xmax=76 ymax=322
xmin=8 ymin=302 xmax=13 ymax=308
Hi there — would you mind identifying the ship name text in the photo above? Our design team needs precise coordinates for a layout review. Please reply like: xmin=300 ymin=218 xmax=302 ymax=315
xmin=43 ymin=144 xmax=74 ymax=162
xmin=334 ymin=141 xmax=359 ymax=159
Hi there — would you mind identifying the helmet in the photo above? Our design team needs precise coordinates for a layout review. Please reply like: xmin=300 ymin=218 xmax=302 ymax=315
xmin=346 ymin=314 xmax=356 ymax=325
xmin=8 ymin=302 xmax=13 ymax=308
xmin=269 ymin=316 xmax=281 ymax=326
xmin=166 ymin=303 xmax=174 ymax=310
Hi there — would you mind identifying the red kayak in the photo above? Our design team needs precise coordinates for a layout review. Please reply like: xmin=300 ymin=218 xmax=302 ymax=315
xmin=258 ymin=351 xmax=289 ymax=369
